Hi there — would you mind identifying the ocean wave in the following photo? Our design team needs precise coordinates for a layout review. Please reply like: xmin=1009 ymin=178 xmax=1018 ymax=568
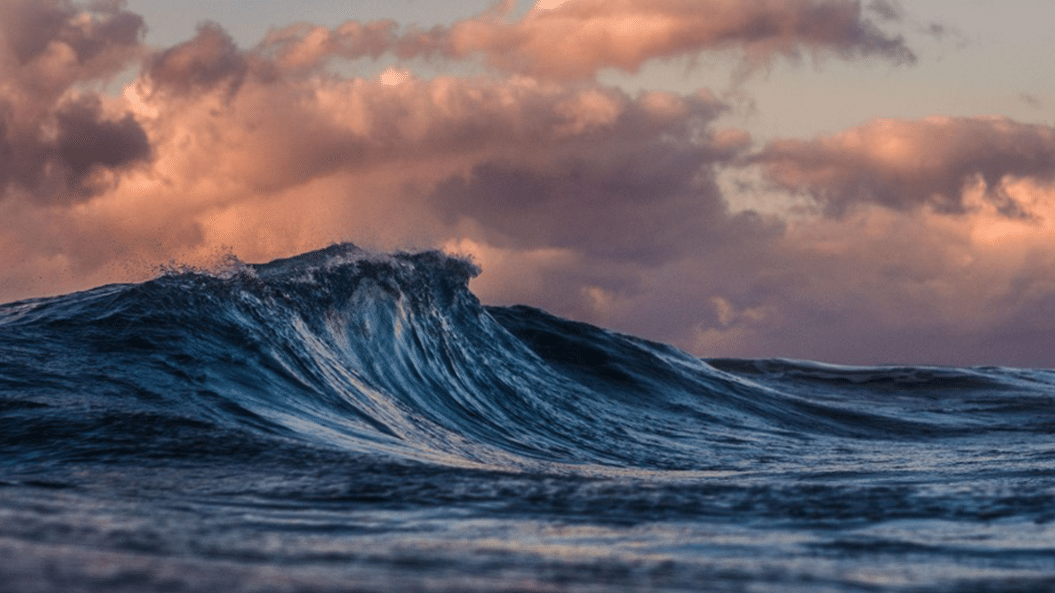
xmin=3 ymin=243 xmax=1054 ymax=473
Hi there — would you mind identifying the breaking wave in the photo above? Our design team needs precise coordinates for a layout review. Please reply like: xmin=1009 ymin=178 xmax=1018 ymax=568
xmin=4 ymin=243 xmax=1053 ymax=474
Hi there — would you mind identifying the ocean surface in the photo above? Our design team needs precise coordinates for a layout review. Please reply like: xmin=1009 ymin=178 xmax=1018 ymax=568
xmin=2 ymin=244 xmax=1055 ymax=592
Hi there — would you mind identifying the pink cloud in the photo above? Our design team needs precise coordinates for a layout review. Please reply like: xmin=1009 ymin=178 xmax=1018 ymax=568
xmin=446 ymin=0 xmax=915 ymax=79
xmin=0 ymin=0 xmax=143 ymax=78
xmin=1 ymin=13 xmax=751 ymax=304
xmin=259 ymin=20 xmax=400 ymax=73
xmin=145 ymin=22 xmax=249 ymax=96
xmin=3 ymin=7 xmax=1055 ymax=367
xmin=751 ymin=116 xmax=1055 ymax=216
xmin=0 ymin=0 xmax=148 ymax=203
xmin=254 ymin=0 xmax=916 ymax=80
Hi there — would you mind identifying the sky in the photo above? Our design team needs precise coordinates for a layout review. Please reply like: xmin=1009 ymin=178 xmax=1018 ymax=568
xmin=1 ymin=0 xmax=1054 ymax=367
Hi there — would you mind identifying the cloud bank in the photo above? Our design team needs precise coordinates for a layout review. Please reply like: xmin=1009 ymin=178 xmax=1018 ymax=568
xmin=3 ymin=0 xmax=1055 ymax=366
xmin=258 ymin=0 xmax=915 ymax=79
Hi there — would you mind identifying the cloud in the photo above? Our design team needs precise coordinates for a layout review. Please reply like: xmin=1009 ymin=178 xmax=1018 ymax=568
xmin=145 ymin=22 xmax=249 ymax=96
xmin=462 ymin=176 xmax=1055 ymax=367
xmin=449 ymin=0 xmax=916 ymax=79
xmin=750 ymin=116 xmax=1055 ymax=216
xmin=713 ymin=184 xmax=1055 ymax=366
xmin=3 ymin=5 xmax=1055 ymax=367
xmin=0 ymin=0 xmax=148 ymax=203
xmin=256 ymin=0 xmax=916 ymax=80
xmin=258 ymin=19 xmax=400 ymax=73
xmin=1 ymin=10 xmax=757 ymax=304
xmin=448 ymin=116 xmax=1055 ymax=366
xmin=428 ymin=89 xmax=743 ymax=263
xmin=0 ymin=0 xmax=143 ymax=74
xmin=535 ymin=0 xmax=572 ymax=10
xmin=866 ymin=0 xmax=902 ymax=22
xmin=51 ymin=95 xmax=151 ymax=193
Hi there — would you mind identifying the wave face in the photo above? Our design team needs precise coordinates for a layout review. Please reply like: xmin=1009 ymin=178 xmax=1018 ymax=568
xmin=3 ymin=244 xmax=1055 ymax=593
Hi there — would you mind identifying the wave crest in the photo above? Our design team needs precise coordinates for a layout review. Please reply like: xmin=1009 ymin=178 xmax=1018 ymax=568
xmin=3 ymin=244 xmax=1053 ymax=473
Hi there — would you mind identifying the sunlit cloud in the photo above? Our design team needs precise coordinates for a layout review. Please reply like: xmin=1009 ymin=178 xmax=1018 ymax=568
xmin=751 ymin=116 xmax=1055 ymax=216
xmin=255 ymin=0 xmax=916 ymax=81
xmin=534 ymin=0 xmax=573 ymax=11
xmin=379 ymin=67 xmax=411 ymax=85
xmin=443 ymin=0 xmax=915 ymax=80
xmin=2 ymin=0 xmax=1055 ymax=365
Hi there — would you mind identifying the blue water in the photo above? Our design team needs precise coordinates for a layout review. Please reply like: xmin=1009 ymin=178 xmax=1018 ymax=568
xmin=2 ymin=244 xmax=1055 ymax=592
